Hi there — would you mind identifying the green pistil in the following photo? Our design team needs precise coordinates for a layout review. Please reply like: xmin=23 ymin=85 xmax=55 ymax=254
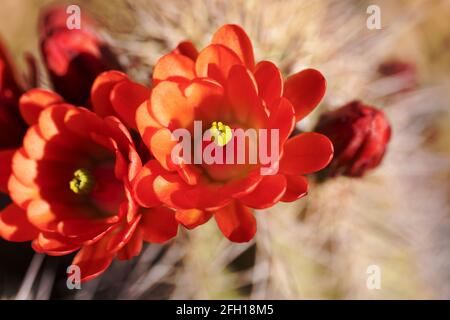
xmin=69 ymin=168 xmax=96 ymax=195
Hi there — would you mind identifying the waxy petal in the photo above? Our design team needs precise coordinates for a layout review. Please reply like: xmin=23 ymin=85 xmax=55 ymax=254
xmin=280 ymin=175 xmax=308 ymax=202
xmin=172 ymin=41 xmax=199 ymax=60
xmin=0 ymin=204 xmax=39 ymax=242
xmin=150 ymin=80 xmax=194 ymax=128
xmin=8 ymin=175 xmax=37 ymax=209
xmin=91 ymin=70 xmax=128 ymax=118
xmin=284 ymin=69 xmax=326 ymax=121
xmin=72 ymin=238 xmax=115 ymax=283
xmin=33 ymin=232 xmax=80 ymax=256
xmin=215 ymin=201 xmax=256 ymax=243
xmin=279 ymin=132 xmax=334 ymax=175
xmin=0 ymin=149 xmax=14 ymax=193
xmin=135 ymin=101 xmax=162 ymax=136
xmin=110 ymin=79 xmax=150 ymax=129
xmin=239 ymin=175 xmax=287 ymax=209
xmin=19 ymin=89 xmax=63 ymax=125
xmin=133 ymin=160 xmax=163 ymax=208
xmin=140 ymin=206 xmax=178 ymax=243
xmin=195 ymin=44 xmax=242 ymax=84
xmin=212 ymin=24 xmax=255 ymax=69
xmin=175 ymin=209 xmax=212 ymax=230
xmin=117 ymin=228 xmax=143 ymax=260
xmin=153 ymin=53 xmax=196 ymax=83
xmin=268 ymin=97 xmax=296 ymax=146
xmin=226 ymin=64 xmax=260 ymax=125
xmin=254 ymin=61 xmax=284 ymax=108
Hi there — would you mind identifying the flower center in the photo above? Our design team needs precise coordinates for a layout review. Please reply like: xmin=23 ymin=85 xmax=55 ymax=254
xmin=70 ymin=168 xmax=96 ymax=194
xmin=210 ymin=121 xmax=232 ymax=147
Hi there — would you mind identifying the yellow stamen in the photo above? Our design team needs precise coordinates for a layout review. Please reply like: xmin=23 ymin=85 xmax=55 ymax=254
xmin=210 ymin=121 xmax=232 ymax=146
xmin=70 ymin=168 xmax=96 ymax=194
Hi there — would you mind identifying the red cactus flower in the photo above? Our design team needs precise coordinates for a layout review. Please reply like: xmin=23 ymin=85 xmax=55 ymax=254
xmin=0 ymin=103 xmax=177 ymax=282
xmin=314 ymin=101 xmax=391 ymax=177
xmin=0 ymin=39 xmax=27 ymax=150
xmin=134 ymin=24 xmax=333 ymax=242
xmin=39 ymin=6 xmax=121 ymax=105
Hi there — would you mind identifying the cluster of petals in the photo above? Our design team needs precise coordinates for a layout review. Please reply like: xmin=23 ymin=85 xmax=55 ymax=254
xmin=0 ymin=90 xmax=177 ymax=281
xmin=127 ymin=24 xmax=334 ymax=242
xmin=0 ymin=21 xmax=335 ymax=281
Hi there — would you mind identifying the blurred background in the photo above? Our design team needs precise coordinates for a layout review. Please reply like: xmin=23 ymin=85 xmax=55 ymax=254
xmin=0 ymin=0 xmax=449 ymax=299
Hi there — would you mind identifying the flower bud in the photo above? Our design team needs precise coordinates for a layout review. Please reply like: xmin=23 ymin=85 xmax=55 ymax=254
xmin=0 ymin=40 xmax=27 ymax=150
xmin=39 ymin=6 xmax=121 ymax=105
xmin=314 ymin=101 xmax=391 ymax=177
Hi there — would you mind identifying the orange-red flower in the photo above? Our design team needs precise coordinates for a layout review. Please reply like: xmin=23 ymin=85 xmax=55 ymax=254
xmin=39 ymin=6 xmax=122 ymax=105
xmin=133 ymin=24 xmax=334 ymax=242
xmin=0 ymin=102 xmax=178 ymax=282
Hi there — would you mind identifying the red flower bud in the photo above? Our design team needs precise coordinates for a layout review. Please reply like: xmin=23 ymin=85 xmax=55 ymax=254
xmin=0 ymin=40 xmax=27 ymax=150
xmin=314 ymin=101 xmax=391 ymax=177
xmin=39 ymin=6 xmax=121 ymax=105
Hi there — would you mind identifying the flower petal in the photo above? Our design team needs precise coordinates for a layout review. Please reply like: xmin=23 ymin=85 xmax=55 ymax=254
xmin=239 ymin=175 xmax=287 ymax=209
xmin=212 ymin=24 xmax=255 ymax=69
xmin=0 ymin=204 xmax=39 ymax=242
xmin=117 ymin=228 xmax=143 ymax=260
xmin=110 ymin=79 xmax=150 ymax=129
xmin=254 ymin=61 xmax=283 ymax=107
xmin=135 ymin=100 xmax=162 ymax=136
xmin=26 ymin=199 xmax=96 ymax=232
xmin=22 ymin=126 xmax=83 ymax=163
xmin=140 ymin=206 xmax=178 ymax=243
xmin=153 ymin=53 xmax=196 ymax=83
xmin=0 ymin=149 xmax=14 ymax=193
xmin=279 ymin=132 xmax=334 ymax=175
xmin=19 ymin=89 xmax=63 ymax=125
xmin=91 ymin=70 xmax=128 ymax=118
xmin=153 ymin=171 xmax=228 ymax=211
xmin=34 ymin=232 xmax=80 ymax=256
xmin=133 ymin=160 xmax=163 ymax=208
xmin=57 ymin=217 xmax=116 ymax=239
xmin=215 ymin=201 xmax=256 ymax=242
xmin=284 ymin=69 xmax=326 ymax=121
xmin=195 ymin=44 xmax=242 ymax=84
xmin=8 ymin=175 xmax=37 ymax=209
xmin=172 ymin=41 xmax=199 ymax=60
xmin=145 ymin=127 xmax=178 ymax=171
xmin=150 ymin=78 xmax=224 ymax=130
xmin=280 ymin=175 xmax=308 ymax=202
xmin=268 ymin=97 xmax=296 ymax=146
xmin=175 ymin=209 xmax=212 ymax=230
xmin=106 ymin=215 xmax=141 ymax=253
xmin=12 ymin=148 xmax=73 ymax=189
xmin=150 ymin=80 xmax=193 ymax=128
xmin=226 ymin=64 xmax=260 ymax=125
xmin=72 ymin=238 xmax=115 ymax=283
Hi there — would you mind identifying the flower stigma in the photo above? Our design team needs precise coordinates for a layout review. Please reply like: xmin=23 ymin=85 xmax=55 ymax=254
xmin=210 ymin=121 xmax=232 ymax=147
xmin=70 ymin=168 xmax=96 ymax=194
